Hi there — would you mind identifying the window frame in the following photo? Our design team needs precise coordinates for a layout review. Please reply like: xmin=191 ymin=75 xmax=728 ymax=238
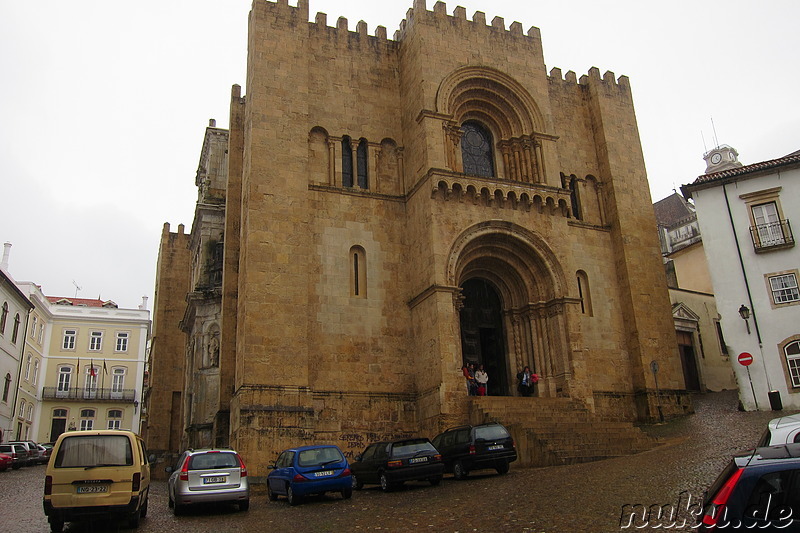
xmin=115 ymin=331 xmax=129 ymax=352
xmin=62 ymin=329 xmax=77 ymax=351
xmin=766 ymin=270 xmax=800 ymax=308
xmin=0 ymin=302 xmax=7 ymax=335
xmin=89 ymin=330 xmax=103 ymax=352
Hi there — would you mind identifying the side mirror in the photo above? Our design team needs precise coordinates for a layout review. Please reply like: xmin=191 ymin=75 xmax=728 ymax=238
xmin=165 ymin=466 xmax=174 ymax=473
xmin=148 ymin=454 xmax=156 ymax=463
xmin=354 ymin=454 xmax=362 ymax=462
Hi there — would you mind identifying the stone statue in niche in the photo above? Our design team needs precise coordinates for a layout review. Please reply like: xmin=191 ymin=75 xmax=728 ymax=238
xmin=208 ymin=334 xmax=220 ymax=367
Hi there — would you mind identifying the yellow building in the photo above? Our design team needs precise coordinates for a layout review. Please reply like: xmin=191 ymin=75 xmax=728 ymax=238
xmin=36 ymin=297 xmax=149 ymax=442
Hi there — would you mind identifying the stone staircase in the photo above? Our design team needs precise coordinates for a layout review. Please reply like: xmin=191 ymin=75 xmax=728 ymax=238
xmin=469 ymin=396 xmax=660 ymax=467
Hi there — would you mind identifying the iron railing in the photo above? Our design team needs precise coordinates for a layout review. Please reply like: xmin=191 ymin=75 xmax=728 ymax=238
xmin=750 ymin=219 xmax=794 ymax=252
xmin=41 ymin=387 xmax=136 ymax=402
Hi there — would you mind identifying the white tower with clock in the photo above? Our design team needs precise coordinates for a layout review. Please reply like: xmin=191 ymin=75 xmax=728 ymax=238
xmin=703 ymin=144 xmax=743 ymax=174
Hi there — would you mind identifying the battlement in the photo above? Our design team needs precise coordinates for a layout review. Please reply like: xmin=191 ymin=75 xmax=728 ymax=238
xmin=254 ymin=0 xmax=539 ymax=44
xmin=548 ymin=66 xmax=630 ymax=90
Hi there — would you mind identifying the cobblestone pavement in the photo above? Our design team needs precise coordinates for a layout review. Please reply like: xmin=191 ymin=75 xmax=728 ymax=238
xmin=0 ymin=391 xmax=789 ymax=533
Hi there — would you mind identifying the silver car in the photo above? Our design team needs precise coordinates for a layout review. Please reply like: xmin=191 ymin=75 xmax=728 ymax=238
xmin=166 ymin=448 xmax=249 ymax=514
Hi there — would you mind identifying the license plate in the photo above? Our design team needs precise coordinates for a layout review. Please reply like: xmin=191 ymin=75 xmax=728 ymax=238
xmin=203 ymin=476 xmax=226 ymax=484
xmin=409 ymin=457 xmax=428 ymax=464
xmin=488 ymin=445 xmax=503 ymax=450
xmin=77 ymin=485 xmax=108 ymax=494
xmin=314 ymin=470 xmax=333 ymax=477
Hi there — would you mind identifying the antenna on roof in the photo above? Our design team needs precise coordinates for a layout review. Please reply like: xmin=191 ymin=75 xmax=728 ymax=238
xmin=701 ymin=131 xmax=708 ymax=154
xmin=72 ymin=280 xmax=82 ymax=298
xmin=711 ymin=116 xmax=719 ymax=148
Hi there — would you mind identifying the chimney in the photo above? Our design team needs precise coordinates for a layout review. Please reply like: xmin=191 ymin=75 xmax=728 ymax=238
xmin=139 ymin=296 xmax=149 ymax=310
xmin=1 ymin=242 xmax=11 ymax=273
xmin=209 ymin=118 xmax=216 ymax=128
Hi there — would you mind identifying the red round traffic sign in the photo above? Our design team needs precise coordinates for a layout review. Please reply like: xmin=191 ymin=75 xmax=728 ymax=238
xmin=738 ymin=352 xmax=754 ymax=366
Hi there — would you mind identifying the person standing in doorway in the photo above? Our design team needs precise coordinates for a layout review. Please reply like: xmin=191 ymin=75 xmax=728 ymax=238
xmin=462 ymin=364 xmax=476 ymax=395
xmin=475 ymin=364 xmax=488 ymax=396
xmin=517 ymin=366 xmax=536 ymax=397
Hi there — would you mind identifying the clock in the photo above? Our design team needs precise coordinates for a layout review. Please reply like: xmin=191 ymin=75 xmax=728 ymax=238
xmin=711 ymin=152 xmax=722 ymax=164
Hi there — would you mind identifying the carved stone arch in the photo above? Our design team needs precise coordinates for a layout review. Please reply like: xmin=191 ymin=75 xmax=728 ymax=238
xmin=447 ymin=221 xmax=575 ymax=396
xmin=308 ymin=126 xmax=331 ymax=185
xmin=436 ymin=66 xmax=545 ymax=134
xmin=377 ymin=137 xmax=401 ymax=195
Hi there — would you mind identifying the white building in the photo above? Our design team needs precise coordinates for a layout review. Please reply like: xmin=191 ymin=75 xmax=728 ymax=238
xmin=0 ymin=245 xmax=34 ymax=441
xmin=682 ymin=146 xmax=800 ymax=410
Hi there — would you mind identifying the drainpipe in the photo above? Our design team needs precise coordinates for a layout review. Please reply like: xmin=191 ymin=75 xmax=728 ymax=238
xmin=723 ymin=183 xmax=772 ymax=404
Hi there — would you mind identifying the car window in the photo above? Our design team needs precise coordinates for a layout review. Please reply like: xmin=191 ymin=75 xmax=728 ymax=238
xmin=188 ymin=452 xmax=238 ymax=470
xmin=360 ymin=445 xmax=377 ymax=461
xmin=275 ymin=451 xmax=288 ymax=468
xmin=456 ymin=429 xmax=470 ymax=444
xmin=392 ymin=440 xmax=436 ymax=456
xmin=743 ymin=469 xmax=800 ymax=522
xmin=54 ymin=435 xmax=133 ymax=468
xmin=374 ymin=444 xmax=389 ymax=460
xmin=175 ymin=453 xmax=187 ymax=471
xmin=298 ymin=447 xmax=344 ymax=467
xmin=475 ymin=425 xmax=510 ymax=441
xmin=431 ymin=435 xmax=442 ymax=448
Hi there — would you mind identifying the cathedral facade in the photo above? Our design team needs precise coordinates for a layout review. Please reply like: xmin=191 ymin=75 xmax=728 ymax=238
xmin=148 ymin=0 xmax=691 ymax=475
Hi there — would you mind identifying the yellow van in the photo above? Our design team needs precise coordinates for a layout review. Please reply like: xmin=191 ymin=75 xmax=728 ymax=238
xmin=43 ymin=430 xmax=152 ymax=532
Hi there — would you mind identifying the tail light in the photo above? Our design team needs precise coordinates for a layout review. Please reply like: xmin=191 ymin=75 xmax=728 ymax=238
xmin=469 ymin=445 xmax=476 ymax=455
xmin=132 ymin=472 xmax=141 ymax=492
xmin=433 ymin=454 xmax=442 ymax=462
xmin=293 ymin=473 xmax=309 ymax=483
xmin=701 ymin=468 xmax=743 ymax=529
xmin=338 ymin=468 xmax=351 ymax=477
xmin=179 ymin=456 xmax=190 ymax=481
xmin=237 ymin=454 xmax=247 ymax=477
xmin=512 ymin=439 xmax=516 ymax=449
xmin=44 ymin=475 xmax=53 ymax=496
xmin=387 ymin=460 xmax=403 ymax=468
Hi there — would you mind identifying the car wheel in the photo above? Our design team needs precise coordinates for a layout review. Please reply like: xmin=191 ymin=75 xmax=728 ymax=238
xmin=239 ymin=499 xmax=250 ymax=512
xmin=453 ymin=460 xmax=468 ymax=480
xmin=352 ymin=473 xmax=363 ymax=490
xmin=341 ymin=487 xmax=353 ymax=499
xmin=267 ymin=485 xmax=278 ymax=501
xmin=429 ymin=475 xmax=443 ymax=486
xmin=496 ymin=461 xmax=510 ymax=475
xmin=287 ymin=485 xmax=301 ymax=506
xmin=140 ymin=496 xmax=149 ymax=518
xmin=48 ymin=518 xmax=64 ymax=533
xmin=128 ymin=509 xmax=141 ymax=529
xmin=379 ymin=472 xmax=392 ymax=492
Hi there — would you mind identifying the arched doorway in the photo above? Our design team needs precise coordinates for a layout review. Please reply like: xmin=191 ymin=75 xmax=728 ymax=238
xmin=459 ymin=278 xmax=509 ymax=395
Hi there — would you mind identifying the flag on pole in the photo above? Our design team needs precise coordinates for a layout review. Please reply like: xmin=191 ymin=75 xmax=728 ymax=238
xmin=103 ymin=360 xmax=108 ymax=374
xmin=90 ymin=359 xmax=96 ymax=378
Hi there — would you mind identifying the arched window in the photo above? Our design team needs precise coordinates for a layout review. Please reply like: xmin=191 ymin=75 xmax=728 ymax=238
xmin=342 ymin=136 xmax=354 ymax=187
xmin=350 ymin=246 xmax=367 ymax=298
xmin=2 ymin=373 xmax=10 ymax=402
xmin=24 ymin=354 xmax=31 ymax=381
xmin=107 ymin=409 xmax=123 ymax=430
xmin=577 ymin=270 xmax=593 ymax=316
xmin=57 ymin=366 xmax=73 ymax=398
xmin=786 ymin=340 xmax=800 ymax=387
xmin=80 ymin=409 xmax=95 ymax=431
xmin=12 ymin=314 xmax=20 ymax=343
xmin=570 ymin=176 xmax=582 ymax=220
xmin=0 ymin=302 xmax=7 ymax=334
xmin=461 ymin=121 xmax=494 ymax=178
xmin=18 ymin=399 xmax=26 ymax=418
xmin=357 ymin=138 xmax=369 ymax=189
xmin=111 ymin=367 xmax=126 ymax=399
xmin=33 ymin=360 xmax=39 ymax=386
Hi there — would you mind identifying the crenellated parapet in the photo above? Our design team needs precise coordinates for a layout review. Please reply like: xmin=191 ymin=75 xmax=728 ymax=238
xmin=394 ymin=0 xmax=541 ymax=43
xmin=549 ymin=66 xmax=631 ymax=92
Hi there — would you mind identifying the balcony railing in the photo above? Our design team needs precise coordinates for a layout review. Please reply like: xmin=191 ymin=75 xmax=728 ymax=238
xmin=750 ymin=219 xmax=795 ymax=252
xmin=41 ymin=387 xmax=136 ymax=402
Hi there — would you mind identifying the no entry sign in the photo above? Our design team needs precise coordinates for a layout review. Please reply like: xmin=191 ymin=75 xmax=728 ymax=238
xmin=738 ymin=352 xmax=754 ymax=366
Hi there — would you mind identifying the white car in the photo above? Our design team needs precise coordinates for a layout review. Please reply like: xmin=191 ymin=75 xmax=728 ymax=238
xmin=757 ymin=413 xmax=800 ymax=446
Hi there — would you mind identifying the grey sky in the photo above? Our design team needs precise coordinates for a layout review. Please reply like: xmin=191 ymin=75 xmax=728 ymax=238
xmin=1 ymin=0 xmax=797 ymax=310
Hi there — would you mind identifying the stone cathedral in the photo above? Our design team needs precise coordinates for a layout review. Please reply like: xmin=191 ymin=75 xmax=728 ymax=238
xmin=146 ymin=0 xmax=692 ymax=475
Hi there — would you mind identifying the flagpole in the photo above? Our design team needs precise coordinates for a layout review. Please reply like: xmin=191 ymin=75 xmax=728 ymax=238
xmin=77 ymin=356 xmax=80 ymax=400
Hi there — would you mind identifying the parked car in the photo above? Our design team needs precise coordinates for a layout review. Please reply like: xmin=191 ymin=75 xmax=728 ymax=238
xmin=38 ymin=444 xmax=52 ymax=464
xmin=431 ymin=422 xmax=517 ymax=479
xmin=8 ymin=440 xmax=39 ymax=466
xmin=0 ymin=443 xmax=27 ymax=469
xmin=43 ymin=430 xmax=152 ymax=532
xmin=0 ymin=452 xmax=12 ymax=471
xmin=267 ymin=445 xmax=351 ymax=505
xmin=757 ymin=413 xmax=800 ymax=446
xmin=166 ymin=448 xmax=249 ymax=515
xmin=350 ymin=438 xmax=444 ymax=492
xmin=700 ymin=443 xmax=800 ymax=530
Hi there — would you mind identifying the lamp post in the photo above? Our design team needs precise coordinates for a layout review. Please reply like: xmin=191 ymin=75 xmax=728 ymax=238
xmin=133 ymin=400 xmax=139 ymax=414
xmin=739 ymin=304 xmax=751 ymax=334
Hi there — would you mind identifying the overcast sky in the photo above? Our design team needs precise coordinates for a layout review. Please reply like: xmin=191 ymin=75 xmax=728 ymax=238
xmin=1 ymin=0 xmax=798 ymax=311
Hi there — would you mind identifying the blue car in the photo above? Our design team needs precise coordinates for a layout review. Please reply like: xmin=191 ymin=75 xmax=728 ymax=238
xmin=267 ymin=445 xmax=352 ymax=505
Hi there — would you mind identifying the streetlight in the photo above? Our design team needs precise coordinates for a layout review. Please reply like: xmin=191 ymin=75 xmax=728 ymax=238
xmin=133 ymin=400 xmax=139 ymax=414
xmin=739 ymin=304 xmax=751 ymax=335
